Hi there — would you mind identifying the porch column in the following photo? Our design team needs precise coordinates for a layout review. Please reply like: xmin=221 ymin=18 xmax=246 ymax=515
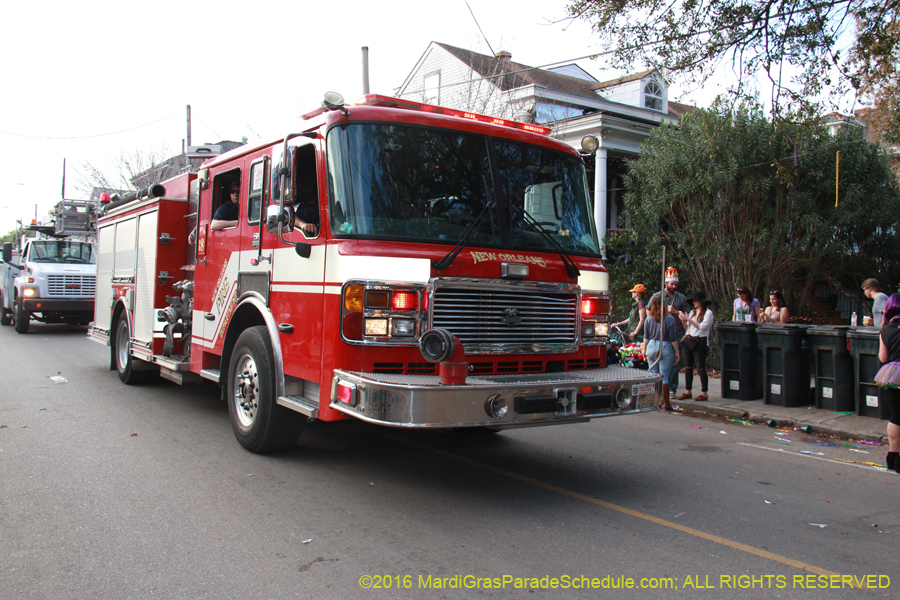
xmin=593 ymin=147 xmax=608 ymax=258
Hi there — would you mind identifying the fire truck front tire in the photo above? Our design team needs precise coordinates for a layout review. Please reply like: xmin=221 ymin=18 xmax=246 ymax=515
xmin=115 ymin=314 xmax=150 ymax=384
xmin=0 ymin=296 xmax=11 ymax=326
xmin=228 ymin=326 xmax=303 ymax=454
xmin=14 ymin=298 xmax=30 ymax=334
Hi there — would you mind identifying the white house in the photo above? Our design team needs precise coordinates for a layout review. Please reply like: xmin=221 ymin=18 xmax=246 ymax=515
xmin=397 ymin=42 xmax=696 ymax=253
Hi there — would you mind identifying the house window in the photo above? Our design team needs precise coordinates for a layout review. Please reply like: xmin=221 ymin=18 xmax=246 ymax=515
xmin=423 ymin=71 xmax=440 ymax=104
xmin=644 ymin=81 xmax=663 ymax=111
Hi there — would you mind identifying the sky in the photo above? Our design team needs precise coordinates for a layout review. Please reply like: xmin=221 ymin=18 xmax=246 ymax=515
xmin=0 ymin=0 xmax=737 ymax=235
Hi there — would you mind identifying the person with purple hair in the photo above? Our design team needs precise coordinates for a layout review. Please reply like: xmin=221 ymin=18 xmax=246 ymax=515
xmin=878 ymin=292 xmax=900 ymax=473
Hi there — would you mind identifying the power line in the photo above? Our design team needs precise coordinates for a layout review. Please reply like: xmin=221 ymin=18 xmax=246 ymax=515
xmin=0 ymin=112 xmax=176 ymax=140
xmin=464 ymin=0 xmax=495 ymax=57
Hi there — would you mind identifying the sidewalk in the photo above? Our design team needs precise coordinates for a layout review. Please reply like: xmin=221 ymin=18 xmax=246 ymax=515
xmin=669 ymin=377 xmax=890 ymax=444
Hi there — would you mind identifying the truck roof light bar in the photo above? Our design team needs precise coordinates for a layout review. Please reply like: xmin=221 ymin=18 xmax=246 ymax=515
xmin=354 ymin=94 xmax=551 ymax=135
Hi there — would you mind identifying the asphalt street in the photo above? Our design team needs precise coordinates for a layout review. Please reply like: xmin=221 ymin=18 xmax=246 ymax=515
xmin=1 ymin=322 xmax=897 ymax=599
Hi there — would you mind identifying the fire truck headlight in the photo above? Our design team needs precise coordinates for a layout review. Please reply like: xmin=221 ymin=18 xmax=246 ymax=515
xmin=614 ymin=385 xmax=633 ymax=409
xmin=23 ymin=288 xmax=36 ymax=297
xmin=391 ymin=319 xmax=416 ymax=337
xmin=595 ymin=322 xmax=609 ymax=337
xmin=484 ymin=394 xmax=508 ymax=419
xmin=581 ymin=323 xmax=595 ymax=338
xmin=364 ymin=318 xmax=388 ymax=336
xmin=364 ymin=290 xmax=389 ymax=308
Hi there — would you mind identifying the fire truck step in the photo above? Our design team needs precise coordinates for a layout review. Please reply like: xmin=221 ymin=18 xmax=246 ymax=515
xmin=277 ymin=395 xmax=319 ymax=419
xmin=200 ymin=368 xmax=221 ymax=383
xmin=159 ymin=366 xmax=203 ymax=385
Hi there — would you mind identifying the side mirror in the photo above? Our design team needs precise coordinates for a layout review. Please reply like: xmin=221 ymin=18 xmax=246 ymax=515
xmin=2 ymin=242 xmax=12 ymax=263
xmin=266 ymin=204 xmax=294 ymax=234
xmin=295 ymin=243 xmax=311 ymax=259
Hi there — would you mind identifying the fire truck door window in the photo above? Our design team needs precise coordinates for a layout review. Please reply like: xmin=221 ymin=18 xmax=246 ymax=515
xmin=292 ymin=145 xmax=319 ymax=239
xmin=210 ymin=170 xmax=242 ymax=230
xmin=248 ymin=160 xmax=265 ymax=225
xmin=188 ymin=179 xmax=199 ymax=262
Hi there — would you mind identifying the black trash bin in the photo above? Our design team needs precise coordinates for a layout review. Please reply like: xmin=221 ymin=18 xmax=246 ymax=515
xmin=806 ymin=325 xmax=854 ymax=412
xmin=757 ymin=324 xmax=811 ymax=407
xmin=717 ymin=321 xmax=763 ymax=400
xmin=847 ymin=327 xmax=890 ymax=419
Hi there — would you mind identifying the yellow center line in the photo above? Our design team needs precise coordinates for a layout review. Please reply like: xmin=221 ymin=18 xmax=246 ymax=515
xmin=392 ymin=435 xmax=840 ymax=579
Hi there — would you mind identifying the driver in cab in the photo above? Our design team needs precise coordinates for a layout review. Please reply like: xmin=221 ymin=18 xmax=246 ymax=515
xmin=211 ymin=182 xmax=240 ymax=231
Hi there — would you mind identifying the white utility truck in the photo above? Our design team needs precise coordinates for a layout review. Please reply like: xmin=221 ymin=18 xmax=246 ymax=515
xmin=1 ymin=200 xmax=97 ymax=333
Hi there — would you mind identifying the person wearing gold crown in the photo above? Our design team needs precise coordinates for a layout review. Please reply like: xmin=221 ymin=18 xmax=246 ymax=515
xmin=650 ymin=267 xmax=691 ymax=400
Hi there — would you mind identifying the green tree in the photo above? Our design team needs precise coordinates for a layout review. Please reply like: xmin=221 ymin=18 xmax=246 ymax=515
xmin=0 ymin=227 xmax=34 ymax=247
xmin=617 ymin=100 xmax=900 ymax=319
xmin=566 ymin=0 xmax=900 ymax=143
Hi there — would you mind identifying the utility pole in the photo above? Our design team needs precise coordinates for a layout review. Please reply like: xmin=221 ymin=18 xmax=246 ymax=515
xmin=186 ymin=105 xmax=192 ymax=148
xmin=362 ymin=47 xmax=370 ymax=95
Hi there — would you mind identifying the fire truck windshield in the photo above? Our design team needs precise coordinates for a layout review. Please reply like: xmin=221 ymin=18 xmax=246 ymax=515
xmin=326 ymin=123 xmax=600 ymax=256
xmin=28 ymin=240 xmax=96 ymax=264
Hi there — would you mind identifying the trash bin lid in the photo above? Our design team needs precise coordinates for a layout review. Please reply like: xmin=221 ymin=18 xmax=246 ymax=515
xmin=757 ymin=323 xmax=809 ymax=335
xmin=847 ymin=326 xmax=882 ymax=339
xmin=717 ymin=321 xmax=758 ymax=330
xmin=807 ymin=325 xmax=850 ymax=337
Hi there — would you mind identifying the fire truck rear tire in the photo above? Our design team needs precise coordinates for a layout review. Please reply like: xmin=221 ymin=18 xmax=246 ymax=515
xmin=227 ymin=326 xmax=303 ymax=453
xmin=14 ymin=299 xmax=30 ymax=334
xmin=115 ymin=314 xmax=150 ymax=384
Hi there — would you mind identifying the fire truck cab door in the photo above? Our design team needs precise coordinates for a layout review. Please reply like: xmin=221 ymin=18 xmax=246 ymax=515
xmin=268 ymin=139 xmax=327 ymax=380
xmin=196 ymin=168 xmax=243 ymax=348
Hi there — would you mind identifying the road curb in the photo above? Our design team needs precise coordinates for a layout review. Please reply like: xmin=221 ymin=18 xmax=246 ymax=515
xmin=676 ymin=401 xmax=747 ymax=420
xmin=675 ymin=401 xmax=890 ymax=445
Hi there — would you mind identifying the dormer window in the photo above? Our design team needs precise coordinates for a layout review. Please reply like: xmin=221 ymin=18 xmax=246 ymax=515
xmin=644 ymin=81 xmax=663 ymax=111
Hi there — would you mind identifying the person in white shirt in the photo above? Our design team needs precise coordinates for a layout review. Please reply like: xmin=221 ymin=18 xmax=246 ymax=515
xmin=678 ymin=291 xmax=714 ymax=401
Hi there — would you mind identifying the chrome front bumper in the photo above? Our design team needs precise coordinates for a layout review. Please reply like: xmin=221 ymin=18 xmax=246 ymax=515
xmin=330 ymin=366 xmax=662 ymax=428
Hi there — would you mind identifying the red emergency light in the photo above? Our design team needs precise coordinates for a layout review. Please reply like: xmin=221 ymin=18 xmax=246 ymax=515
xmin=391 ymin=291 xmax=418 ymax=311
xmin=581 ymin=299 xmax=597 ymax=316
xmin=355 ymin=95 xmax=552 ymax=135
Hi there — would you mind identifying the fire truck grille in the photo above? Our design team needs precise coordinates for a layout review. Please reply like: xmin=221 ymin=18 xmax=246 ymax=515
xmin=47 ymin=275 xmax=96 ymax=298
xmin=431 ymin=287 xmax=578 ymax=354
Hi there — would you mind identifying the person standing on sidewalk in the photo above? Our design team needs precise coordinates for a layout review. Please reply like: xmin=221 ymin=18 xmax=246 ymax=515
xmin=877 ymin=293 xmax=900 ymax=473
xmin=643 ymin=295 xmax=680 ymax=411
xmin=732 ymin=287 xmax=761 ymax=322
xmin=678 ymin=291 xmax=714 ymax=401
xmin=863 ymin=279 xmax=889 ymax=327
xmin=612 ymin=284 xmax=648 ymax=343
xmin=651 ymin=268 xmax=690 ymax=399
xmin=761 ymin=290 xmax=789 ymax=323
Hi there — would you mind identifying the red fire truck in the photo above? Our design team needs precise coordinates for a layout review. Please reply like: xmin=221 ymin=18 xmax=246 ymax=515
xmin=88 ymin=93 xmax=662 ymax=453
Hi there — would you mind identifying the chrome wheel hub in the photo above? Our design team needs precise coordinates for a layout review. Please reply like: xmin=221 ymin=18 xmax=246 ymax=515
xmin=117 ymin=322 xmax=129 ymax=370
xmin=233 ymin=354 xmax=259 ymax=428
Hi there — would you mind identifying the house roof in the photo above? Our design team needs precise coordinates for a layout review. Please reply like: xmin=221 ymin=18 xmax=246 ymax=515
xmin=590 ymin=70 xmax=657 ymax=91
xmin=433 ymin=42 xmax=603 ymax=97
xmin=667 ymin=101 xmax=698 ymax=118
xmin=430 ymin=42 xmax=692 ymax=119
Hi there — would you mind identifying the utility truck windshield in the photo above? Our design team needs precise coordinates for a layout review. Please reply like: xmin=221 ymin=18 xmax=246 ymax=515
xmin=326 ymin=123 xmax=600 ymax=256
xmin=29 ymin=241 xmax=96 ymax=264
